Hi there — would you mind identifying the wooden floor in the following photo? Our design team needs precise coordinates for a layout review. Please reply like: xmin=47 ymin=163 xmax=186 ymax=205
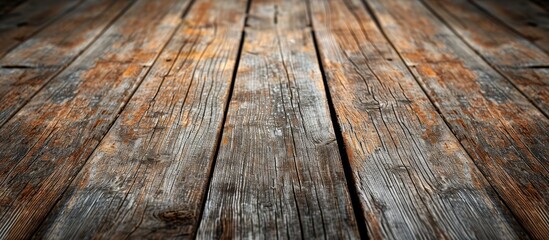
xmin=0 ymin=0 xmax=547 ymax=239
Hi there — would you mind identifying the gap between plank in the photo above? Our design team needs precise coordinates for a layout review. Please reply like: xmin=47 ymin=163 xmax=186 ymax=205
xmin=310 ymin=29 xmax=370 ymax=240
xmin=192 ymin=0 xmax=252 ymax=238
xmin=465 ymin=0 xmax=549 ymax=55
xmin=358 ymin=0 xmax=533 ymax=238
xmin=0 ymin=0 xmax=86 ymax=59
xmin=31 ymin=0 xmax=198 ymax=236
xmin=419 ymin=0 xmax=549 ymax=119
xmin=305 ymin=0 xmax=370 ymax=238
xmin=0 ymin=0 xmax=136 ymax=129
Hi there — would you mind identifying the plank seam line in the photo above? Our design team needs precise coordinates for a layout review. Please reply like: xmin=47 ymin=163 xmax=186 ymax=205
xmin=30 ymin=0 xmax=197 ymax=235
xmin=465 ymin=0 xmax=549 ymax=55
xmin=0 ymin=0 xmax=137 ymax=129
xmin=419 ymin=0 xmax=549 ymax=167
xmin=359 ymin=0 xmax=532 ymax=237
xmin=192 ymin=0 xmax=252 ymax=238
xmin=419 ymin=0 xmax=549 ymax=172
xmin=0 ymin=0 xmax=86 ymax=59
xmin=420 ymin=0 xmax=549 ymax=119
xmin=305 ymin=0 xmax=370 ymax=238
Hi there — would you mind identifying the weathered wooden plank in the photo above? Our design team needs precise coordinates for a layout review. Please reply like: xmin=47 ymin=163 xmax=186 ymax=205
xmin=309 ymin=0 xmax=527 ymax=239
xmin=364 ymin=0 xmax=549 ymax=238
xmin=196 ymin=0 xmax=360 ymax=238
xmin=471 ymin=0 xmax=549 ymax=52
xmin=0 ymin=0 xmax=80 ymax=57
xmin=0 ymin=0 xmax=134 ymax=127
xmin=421 ymin=0 xmax=548 ymax=116
xmin=34 ymin=0 xmax=249 ymax=238
xmin=0 ymin=0 xmax=191 ymax=238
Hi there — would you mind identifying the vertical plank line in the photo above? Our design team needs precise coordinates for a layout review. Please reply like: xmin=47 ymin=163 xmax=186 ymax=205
xmin=0 ymin=0 xmax=86 ymax=59
xmin=192 ymin=0 xmax=252 ymax=238
xmin=0 ymin=0 xmax=137 ymax=129
xmin=31 ymin=0 xmax=198 ymax=236
xmin=358 ymin=0 xmax=534 ymax=238
xmin=305 ymin=0 xmax=369 ymax=238
xmin=465 ymin=0 xmax=549 ymax=54
xmin=418 ymin=0 xmax=548 ymax=119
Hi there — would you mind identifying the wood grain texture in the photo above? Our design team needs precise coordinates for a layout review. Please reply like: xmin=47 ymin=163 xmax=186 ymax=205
xmin=471 ymin=0 xmax=549 ymax=52
xmin=0 ymin=0 xmax=191 ymax=238
xmin=0 ymin=0 xmax=81 ymax=57
xmin=421 ymin=0 xmax=549 ymax=116
xmin=309 ymin=0 xmax=526 ymax=239
xmin=35 ymin=0 xmax=249 ymax=238
xmin=364 ymin=0 xmax=549 ymax=238
xmin=0 ymin=0 xmax=134 ymax=126
xmin=0 ymin=0 xmax=547 ymax=238
xmin=197 ymin=0 xmax=360 ymax=238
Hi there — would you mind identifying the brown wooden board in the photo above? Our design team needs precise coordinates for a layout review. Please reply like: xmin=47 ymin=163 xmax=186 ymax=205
xmin=196 ymin=0 xmax=360 ymax=238
xmin=34 ymin=0 xmax=249 ymax=238
xmin=0 ymin=0 xmax=134 ymax=126
xmin=309 ymin=0 xmax=527 ymax=239
xmin=0 ymin=0 xmax=80 ymax=58
xmin=0 ymin=0 xmax=192 ymax=238
xmin=471 ymin=0 xmax=549 ymax=53
xmin=364 ymin=0 xmax=549 ymax=238
xmin=0 ymin=0 xmax=547 ymax=238
xmin=421 ymin=0 xmax=549 ymax=116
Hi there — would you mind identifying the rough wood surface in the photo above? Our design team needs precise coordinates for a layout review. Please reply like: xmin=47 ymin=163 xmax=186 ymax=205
xmin=35 ymin=0 xmax=249 ymax=238
xmin=364 ymin=0 xmax=549 ymax=238
xmin=471 ymin=0 xmax=549 ymax=53
xmin=0 ymin=0 xmax=547 ymax=238
xmin=0 ymin=0 xmax=80 ymax=58
xmin=0 ymin=0 xmax=191 ymax=238
xmin=309 ymin=0 xmax=526 ymax=239
xmin=197 ymin=0 xmax=360 ymax=238
xmin=421 ymin=0 xmax=549 ymax=116
xmin=0 ymin=0 xmax=134 ymax=126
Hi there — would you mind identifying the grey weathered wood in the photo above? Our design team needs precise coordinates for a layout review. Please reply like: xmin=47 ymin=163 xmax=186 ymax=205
xmin=0 ymin=0 xmax=81 ymax=57
xmin=364 ymin=0 xmax=549 ymax=238
xmin=0 ymin=0 xmax=191 ymax=238
xmin=309 ymin=0 xmax=527 ymax=239
xmin=35 ymin=0 xmax=248 ymax=238
xmin=0 ymin=0 xmax=546 ymax=238
xmin=421 ymin=0 xmax=548 ymax=116
xmin=0 ymin=0 xmax=134 ymax=126
xmin=471 ymin=0 xmax=549 ymax=52
xmin=197 ymin=0 xmax=360 ymax=238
